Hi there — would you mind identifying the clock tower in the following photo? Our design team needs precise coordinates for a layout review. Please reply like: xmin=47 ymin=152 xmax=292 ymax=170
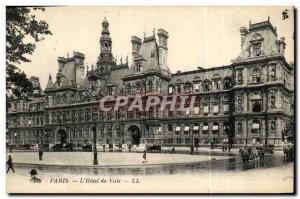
xmin=97 ymin=17 xmax=114 ymax=72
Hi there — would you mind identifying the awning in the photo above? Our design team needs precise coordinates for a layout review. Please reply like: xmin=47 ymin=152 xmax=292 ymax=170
xmin=223 ymin=104 xmax=229 ymax=112
xmin=204 ymin=106 xmax=209 ymax=113
xmin=213 ymin=106 xmax=219 ymax=113
xmin=252 ymin=123 xmax=260 ymax=129
xmin=193 ymin=126 xmax=199 ymax=131
xmin=212 ymin=125 xmax=219 ymax=131
xmin=175 ymin=127 xmax=181 ymax=132
xmin=184 ymin=126 xmax=190 ymax=131
xmin=202 ymin=126 xmax=208 ymax=131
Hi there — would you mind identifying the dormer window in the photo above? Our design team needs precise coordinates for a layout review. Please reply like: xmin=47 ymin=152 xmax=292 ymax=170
xmin=134 ymin=62 xmax=143 ymax=73
xmin=253 ymin=43 xmax=261 ymax=56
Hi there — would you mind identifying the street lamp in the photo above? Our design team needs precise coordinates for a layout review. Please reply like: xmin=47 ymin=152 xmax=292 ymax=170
xmin=92 ymin=126 xmax=98 ymax=165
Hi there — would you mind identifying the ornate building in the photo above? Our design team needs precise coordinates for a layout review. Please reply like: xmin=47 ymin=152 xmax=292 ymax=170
xmin=7 ymin=17 xmax=294 ymax=147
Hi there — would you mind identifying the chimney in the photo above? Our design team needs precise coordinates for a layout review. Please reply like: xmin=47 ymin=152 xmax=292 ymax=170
xmin=157 ymin=28 xmax=169 ymax=73
xmin=278 ymin=37 xmax=286 ymax=55
xmin=240 ymin=27 xmax=249 ymax=49
xmin=131 ymin=36 xmax=142 ymax=64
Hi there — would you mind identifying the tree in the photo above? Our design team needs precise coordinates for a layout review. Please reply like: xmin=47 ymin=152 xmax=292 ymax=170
xmin=284 ymin=115 xmax=295 ymax=143
xmin=6 ymin=7 xmax=52 ymax=108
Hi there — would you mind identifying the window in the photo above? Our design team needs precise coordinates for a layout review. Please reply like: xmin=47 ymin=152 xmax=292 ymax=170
xmin=253 ymin=43 xmax=261 ymax=56
xmin=168 ymin=86 xmax=174 ymax=94
xmin=236 ymin=96 xmax=242 ymax=112
xmin=193 ymin=83 xmax=200 ymax=92
xmin=204 ymin=106 xmax=209 ymax=115
xmin=252 ymin=120 xmax=260 ymax=133
xmin=176 ymin=138 xmax=181 ymax=144
xmin=203 ymin=81 xmax=210 ymax=92
xmin=236 ymin=122 xmax=242 ymax=133
xmin=213 ymin=105 xmax=219 ymax=115
xmin=175 ymin=124 xmax=181 ymax=134
xmin=148 ymin=81 xmax=153 ymax=92
xmin=212 ymin=122 xmax=219 ymax=134
xmin=223 ymin=122 xmax=229 ymax=134
xmin=184 ymin=124 xmax=190 ymax=134
xmin=194 ymin=107 xmax=200 ymax=115
xmin=176 ymin=84 xmax=182 ymax=93
xmin=185 ymin=138 xmax=190 ymax=144
xmin=252 ymin=100 xmax=262 ymax=112
xmin=193 ymin=123 xmax=199 ymax=134
xmin=185 ymin=84 xmax=191 ymax=93
xmin=126 ymin=84 xmax=132 ymax=95
xmin=134 ymin=62 xmax=143 ymax=73
xmin=185 ymin=108 xmax=190 ymax=116
xmin=107 ymin=86 xmax=113 ymax=96
xmin=223 ymin=78 xmax=232 ymax=89
xmin=252 ymin=69 xmax=261 ymax=83
xmin=223 ymin=104 xmax=229 ymax=114
xmin=168 ymin=124 xmax=173 ymax=133
xmin=202 ymin=122 xmax=209 ymax=133
xmin=212 ymin=80 xmax=220 ymax=90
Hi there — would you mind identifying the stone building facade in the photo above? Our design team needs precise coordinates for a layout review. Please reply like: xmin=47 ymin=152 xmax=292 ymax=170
xmin=7 ymin=17 xmax=294 ymax=147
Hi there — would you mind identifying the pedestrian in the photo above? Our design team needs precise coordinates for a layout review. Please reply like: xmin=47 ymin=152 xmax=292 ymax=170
xmin=143 ymin=150 xmax=147 ymax=163
xmin=103 ymin=144 xmax=105 ymax=152
xmin=6 ymin=155 xmax=15 ymax=173
xmin=259 ymin=147 xmax=265 ymax=162
xmin=171 ymin=147 xmax=176 ymax=154
xmin=38 ymin=149 xmax=43 ymax=161
xmin=29 ymin=169 xmax=42 ymax=183
xmin=9 ymin=145 xmax=13 ymax=153
xmin=190 ymin=146 xmax=194 ymax=155
xmin=211 ymin=142 xmax=214 ymax=149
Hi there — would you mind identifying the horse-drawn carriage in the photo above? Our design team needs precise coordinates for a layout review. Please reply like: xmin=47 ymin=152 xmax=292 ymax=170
xmin=239 ymin=146 xmax=265 ymax=164
xmin=146 ymin=144 xmax=162 ymax=152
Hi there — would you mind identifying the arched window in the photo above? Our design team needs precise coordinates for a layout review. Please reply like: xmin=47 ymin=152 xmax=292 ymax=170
xmin=203 ymin=80 xmax=210 ymax=92
xmin=252 ymin=69 xmax=261 ymax=83
xmin=223 ymin=77 xmax=232 ymax=89
xmin=212 ymin=122 xmax=219 ymax=134
xmin=202 ymin=122 xmax=209 ymax=133
xmin=193 ymin=123 xmax=199 ymax=134
xmin=223 ymin=122 xmax=230 ymax=134
xmin=184 ymin=123 xmax=190 ymax=134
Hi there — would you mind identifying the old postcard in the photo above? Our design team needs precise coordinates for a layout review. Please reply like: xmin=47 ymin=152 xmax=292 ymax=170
xmin=6 ymin=6 xmax=295 ymax=194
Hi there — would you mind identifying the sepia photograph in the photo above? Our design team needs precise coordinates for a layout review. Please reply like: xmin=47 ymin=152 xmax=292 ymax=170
xmin=5 ymin=6 xmax=295 ymax=194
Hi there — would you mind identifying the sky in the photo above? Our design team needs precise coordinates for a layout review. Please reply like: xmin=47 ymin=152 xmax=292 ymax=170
xmin=15 ymin=6 xmax=294 ymax=89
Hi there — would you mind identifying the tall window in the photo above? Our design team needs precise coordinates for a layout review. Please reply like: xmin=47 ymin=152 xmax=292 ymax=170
xmin=203 ymin=81 xmax=210 ymax=92
xmin=252 ymin=69 xmax=261 ymax=83
xmin=126 ymin=84 xmax=132 ymax=95
xmin=252 ymin=100 xmax=262 ymax=112
xmin=148 ymin=81 xmax=153 ymax=92
xmin=212 ymin=122 xmax=219 ymax=134
xmin=253 ymin=43 xmax=261 ymax=56
xmin=168 ymin=86 xmax=174 ymax=94
xmin=134 ymin=62 xmax=143 ymax=73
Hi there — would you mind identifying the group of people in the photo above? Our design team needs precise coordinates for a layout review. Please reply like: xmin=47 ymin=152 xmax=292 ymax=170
xmin=239 ymin=146 xmax=265 ymax=164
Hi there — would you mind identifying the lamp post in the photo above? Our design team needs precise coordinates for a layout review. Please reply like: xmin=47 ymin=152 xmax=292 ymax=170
xmin=92 ymin=126 xmax=98 ymax=165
